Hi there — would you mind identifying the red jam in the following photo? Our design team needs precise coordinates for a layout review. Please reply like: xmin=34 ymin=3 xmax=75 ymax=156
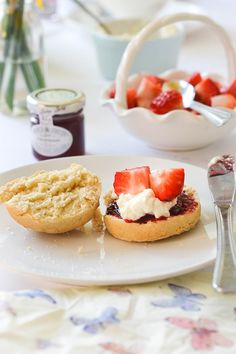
xmin=106 ymin=191 xmax=198 ymax=224
xmin=27 ymin=88 xmax=85 ymax=160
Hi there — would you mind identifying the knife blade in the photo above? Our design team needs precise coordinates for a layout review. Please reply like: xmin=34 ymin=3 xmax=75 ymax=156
xmin=208 ymin=154 xmax=236 ymax=293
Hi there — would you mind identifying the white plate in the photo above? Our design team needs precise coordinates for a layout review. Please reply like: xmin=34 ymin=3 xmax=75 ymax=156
xmin=0 ymin=155 xmax=215 ymax=286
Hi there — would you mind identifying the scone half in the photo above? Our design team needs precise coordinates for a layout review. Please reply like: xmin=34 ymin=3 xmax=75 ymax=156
xmin=0 ymin=164 xmax=101 ymax=234
xmin=104 ymin=188 xmax=201 ymax=242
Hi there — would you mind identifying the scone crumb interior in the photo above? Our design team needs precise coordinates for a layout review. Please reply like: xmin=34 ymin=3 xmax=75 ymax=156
xmin=0 ymin=163 xmax=100 ymax=220
xmin=91 ymin=207 xmax=104 ymax=232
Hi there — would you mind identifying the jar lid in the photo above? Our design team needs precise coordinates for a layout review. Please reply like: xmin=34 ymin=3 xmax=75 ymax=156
xmin=27 ymin=88 xmax=85 ymax=115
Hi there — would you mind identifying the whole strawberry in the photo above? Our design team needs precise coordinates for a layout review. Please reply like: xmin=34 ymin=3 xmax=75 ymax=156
xmin=151 ymin=90 xmax=183 ymax=115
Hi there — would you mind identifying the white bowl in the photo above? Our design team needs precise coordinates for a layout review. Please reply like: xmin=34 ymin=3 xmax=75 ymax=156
xmin=91 ymin=18 xmax=184 ymax=80
xmin=102 ymin=13 xmax=236 ymax=151
xmin=103 ymin=70 xmax=236 ymax=151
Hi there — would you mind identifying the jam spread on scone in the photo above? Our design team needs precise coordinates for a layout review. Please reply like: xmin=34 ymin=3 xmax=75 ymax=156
xmin=106 ymin=165 xmax=198 ymax=223
xmin=106 ymin=191 xmax=198 ymax=224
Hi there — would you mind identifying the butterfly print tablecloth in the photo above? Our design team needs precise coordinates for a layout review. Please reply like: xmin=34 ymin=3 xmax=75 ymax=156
xmin=0 ymin=272 xmax=235 ymax=354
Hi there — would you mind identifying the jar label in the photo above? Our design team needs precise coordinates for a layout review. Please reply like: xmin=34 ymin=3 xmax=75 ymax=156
xmin=31 ymin=125 xmax=73 ymax=157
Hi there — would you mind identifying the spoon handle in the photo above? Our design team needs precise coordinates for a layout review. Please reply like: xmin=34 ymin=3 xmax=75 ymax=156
xmin=190 ymin=100 xmax=233 ymax=127
xmin=72 ymin=0 xmax=112 ymax=34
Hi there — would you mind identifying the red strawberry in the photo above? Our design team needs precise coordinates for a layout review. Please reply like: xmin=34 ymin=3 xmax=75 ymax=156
xmin=149 ymin=168 xmax=185 ymax=201
xmin=211 ymin=94 xmax=236 ymax=109
xmin=113 ymin=166 xmax=150 ymax=196
xmin=187 ymin=72 xmax=202 ymax=87
xmin=195 ymin=78 xmax=220 ymax=105
xmin=108 ymin=87 xmax=116 ymax=99
xmin=108 ymin=87 xmax=137 ymax=109
xmin=136 ymin=77 xmax=162 ymax=108
xmin=145 ymin=75 xmax=165 ymax=86
xmin=220 ymin=79 xmax=236 ymax=97
xmin=126 ymin=87 xmax=137 ymax=108
xmin=150 ymin=90 xmax=183 ymax=115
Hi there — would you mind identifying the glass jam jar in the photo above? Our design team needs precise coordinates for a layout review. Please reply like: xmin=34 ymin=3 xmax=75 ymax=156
xmin=27 ymin=88 xmax=85 ymax=160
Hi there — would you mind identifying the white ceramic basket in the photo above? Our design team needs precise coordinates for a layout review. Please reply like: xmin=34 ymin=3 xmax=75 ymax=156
xmin=103 ymin=13 xmax=236 ymax=151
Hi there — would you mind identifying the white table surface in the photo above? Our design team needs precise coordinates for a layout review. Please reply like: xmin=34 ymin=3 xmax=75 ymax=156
xmin=0 ymin=0 xmax=236 ymax=290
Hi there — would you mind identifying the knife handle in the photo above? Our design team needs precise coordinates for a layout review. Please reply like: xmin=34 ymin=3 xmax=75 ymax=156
xmin=213 ymin=204 xmax=236 ymax=293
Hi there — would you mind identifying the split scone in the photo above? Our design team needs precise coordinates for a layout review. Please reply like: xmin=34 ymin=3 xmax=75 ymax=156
xmin=104 ymin=166 xmax=201 ymax=242
xmin=0 ymin=164 xmax=101 ymax=234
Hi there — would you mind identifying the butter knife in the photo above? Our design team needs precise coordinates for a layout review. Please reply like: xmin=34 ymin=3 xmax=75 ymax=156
xmin=208 ymin=154 xmax=236 ymax=293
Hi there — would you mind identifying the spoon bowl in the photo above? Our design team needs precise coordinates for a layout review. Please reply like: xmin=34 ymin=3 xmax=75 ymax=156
xmin=164 ymin=80 xmax=233 ymax=127
xmin=176 ymin=80 xmax=195 ymax=107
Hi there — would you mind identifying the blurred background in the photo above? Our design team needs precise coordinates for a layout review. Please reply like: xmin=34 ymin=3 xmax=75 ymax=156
xmin=43 ymin=0 xmax=236 ymax=80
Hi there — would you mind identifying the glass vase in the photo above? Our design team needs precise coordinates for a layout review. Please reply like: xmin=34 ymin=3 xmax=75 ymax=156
xmin=0 ymin=0 xmax=45 ymax=116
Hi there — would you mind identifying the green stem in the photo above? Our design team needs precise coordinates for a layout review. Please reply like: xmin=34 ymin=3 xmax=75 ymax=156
xmin=19 ymin=29 xmax=45 ymax=91
xmin=20 ymin=60 xmax=45 ymax=92
xmin=3 ymin=0 xmax=25 ymax=110
xmin=5 ymin=62 xmax=17 ymax=110
xmin=0 ymin=62 xmax=4 ymax=89
xmin=30 ymin=60 xmax=45 ymax=88
xmin=0 ymin=2 xmax=15 ymax=93
xmin=1 ymin=0 xmax=45 ymax=113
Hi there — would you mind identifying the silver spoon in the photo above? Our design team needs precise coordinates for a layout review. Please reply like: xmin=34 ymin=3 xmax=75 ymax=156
xmin=73 ymin=0 xmax=112 ymax=34
xmin=164 ymin=80 xmax=233 ymax=127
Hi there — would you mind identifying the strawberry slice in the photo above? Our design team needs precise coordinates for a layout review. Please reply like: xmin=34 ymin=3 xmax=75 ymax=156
xmin=108 ymin=87 xmax=116 ymax=99
xmin=108 ymin=87 xmax=137 ymax=109
xmin=150 ymin=90 xmax=183 ymax=115
xmin=145 ymin=75 xmax=165 ymax=86
xmin=126 ymin=87 xmax=137 ymax=108
xmin=136 ymin=77 xmax=162 ymax=108
xmin=187 ymin=72 xmax=202 ymax=87
xmin=220 ymin=79 xmax=236 ymax=97
xmin=211 ymin=94 xmax=236 ymax=109
xmin=195 ymin=78 xmax=220 ymax=105
xmin=113 ymin=166 xmax=150 ymax=195
xmin=149 ymin=168 xmax=185 ymax=201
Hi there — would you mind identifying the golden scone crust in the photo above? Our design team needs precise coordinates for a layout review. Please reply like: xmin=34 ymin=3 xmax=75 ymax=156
xmin=104 ymin=189 xmax=201 ymax=242
xmin=0 ymin=164 xmax=101 ymax=234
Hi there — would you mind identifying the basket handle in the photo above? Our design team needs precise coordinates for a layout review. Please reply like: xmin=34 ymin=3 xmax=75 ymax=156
xmin=115 ymin=13 xmax=236 ymax=108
